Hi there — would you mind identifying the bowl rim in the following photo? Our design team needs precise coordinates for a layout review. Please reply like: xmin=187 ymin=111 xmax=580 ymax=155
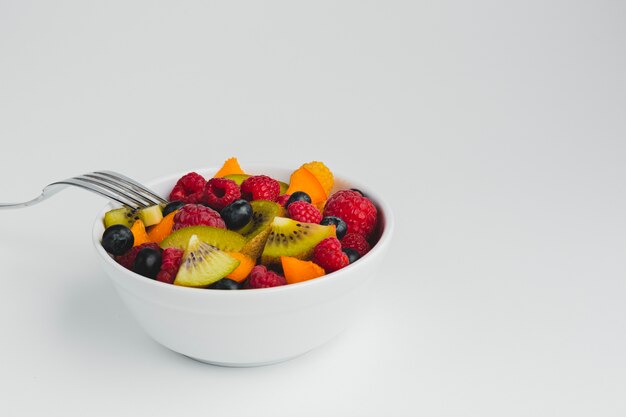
xmin=92 ymin=164 xmax=395 ymax=297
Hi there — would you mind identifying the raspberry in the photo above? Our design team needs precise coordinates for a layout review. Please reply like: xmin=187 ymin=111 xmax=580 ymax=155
xmin=116 ymin=242 xmax=160 ymax=270
xmin=323 ymin=190 xmax=377 ymax=238
xmin=240 ymin=175 xmax=280 ymax=201
xmin=169 ymin=172 xmax=206 ymax=204
xmin=246 ymin=265 xmax=287 ymax=289
xmin=276 ymin=194 xmax=291 ymax=207
xmin=288 ymin=201 xmax=322 ymax=224
xmin=156 ymin=247 xmax=184 ymax=284
xmin=341 ymin=233 xmax=371 ymax=256
xmin=203 ymin=178 xmax=241 ymax=211
xmin=312 ymin=237 xmax=349 ymax=273
xmin=172 ymin=204 xmax=226 ymax=231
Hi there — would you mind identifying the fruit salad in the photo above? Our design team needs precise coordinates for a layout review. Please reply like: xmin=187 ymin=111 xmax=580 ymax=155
xmin=100 ymin=158 xmax=379 ymax=289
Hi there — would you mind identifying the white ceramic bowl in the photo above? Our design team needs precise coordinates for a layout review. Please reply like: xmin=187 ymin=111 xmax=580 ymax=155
xmin=92 ymin=166 xmax=394 ymax=367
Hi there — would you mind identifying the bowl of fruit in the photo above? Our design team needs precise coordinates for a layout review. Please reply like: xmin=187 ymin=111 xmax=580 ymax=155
xmin=93 ymin=159 xmax=393 ymax=366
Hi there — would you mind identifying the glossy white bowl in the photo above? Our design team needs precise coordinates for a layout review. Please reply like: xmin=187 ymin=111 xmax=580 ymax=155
xmin=92 ymin=166 xmax=394 ymax=367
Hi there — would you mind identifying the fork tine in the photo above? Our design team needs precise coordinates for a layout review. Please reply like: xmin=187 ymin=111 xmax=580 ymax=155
xmin=94 ymin=171 xmax=169 ymax=205
xmin=74 ymin=175 xmax=150 ymax=208
xmin=52 ymin=178 xmax=142 ymax=208
xmin=83 ymin=173 xmax=161 ymax=207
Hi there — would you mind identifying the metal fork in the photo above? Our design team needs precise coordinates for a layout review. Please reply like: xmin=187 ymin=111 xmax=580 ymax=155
xmin=0 ymin=170 xmax=168 ymax=209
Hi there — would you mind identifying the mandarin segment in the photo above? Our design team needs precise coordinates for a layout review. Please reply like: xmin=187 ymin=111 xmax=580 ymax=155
xmin=225 ymin=252 xmax=256 ymax=282
xmin=213 ymin=157 xmax=246 ymax=178
xmin=281 ymin=256 xmax=326 ymax=284
xmin=286 ymin=167 xmax=327 ymax=208
xmin=130 ymin=219 xmax=151 ymax=247
xmin=301 ymin=161 xmax=334 ymax=196
xmin=147 ymin=211 xmax=177 ymax=244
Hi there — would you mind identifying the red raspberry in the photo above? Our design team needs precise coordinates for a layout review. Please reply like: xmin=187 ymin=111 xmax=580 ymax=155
xmin=246 ymin=265 xmax=287 ymax=289
xmin=276 ymin=194 xmax=291 ymax=207
xmin=203 ymin=178 xmax=241 ymax=211
xmin=172 ymin=204 xmax=225 ymax=231
xmin=312 ymin=237 xmax=349 ymax=273
xmin=169 ymin=172 xmax=206 ymax=204
xmin=341 ymin=233 xmax=371 ymax=256
xmin=116 ymin=242 xmax=161 ymax=270
xmin=288 ymin=201 xmax=322 ymax=224
xmin=323 ymin=190 xmax=377 ymax=238
xmin=156 ymin=247 xmax=184 ymax=284
xmin=240 ymin=175 xmax=280 ymax=201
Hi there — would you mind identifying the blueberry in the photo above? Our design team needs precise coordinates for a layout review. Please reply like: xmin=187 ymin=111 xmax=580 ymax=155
xmin=350 ymin=188 xmax=373 ymax=201
xmin=209 ymin=278 xmax=241 ymax=290
xmin=350 ymin=188 xmax=368 ymax=199
xmin=342 ymin=248 xmax=360 ymax=264
xmin=221 ymin=199 xmax=253 ymax=230
xmin=285 ymin=191 xmax=311 ymax=208
xmin=162 ymin=200 xmax=185 ymax=217
xmin=132 ymin=248 xmax=162 ymax=279
xmin=101 ymin=225 xmax=134 ymax=256
xmin=320 ymin=216 xmax=348 ymax=240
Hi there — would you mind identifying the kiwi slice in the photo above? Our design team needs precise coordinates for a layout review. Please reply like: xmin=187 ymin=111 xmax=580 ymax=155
xmin=139 ymin=205 xmax=163 ymax=227
xmin=174 ymin=235 xmax=240 ymax=287
xmin=223 ymin=174 xmax=288 ymax=194
xmin=160 ymin=226 xmax=246 ymax=252
xmin=239 ymin=201 xmax=285 ymax=259
xmin=223 ymin=174 xmax=249 ymax=185
xmin=104 ymin=207 xmax=140 ymax=228
xmin=261 ymin=217 xmax=336 ymax=265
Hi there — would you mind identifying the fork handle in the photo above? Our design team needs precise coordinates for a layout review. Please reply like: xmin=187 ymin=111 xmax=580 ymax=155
xmin=0 ymin=195 xmax=47 ymax=209
xmin=0 ymin=184 xmax=66 ymax=209
xmin=0 ymin=181 xmax=132 ymax=210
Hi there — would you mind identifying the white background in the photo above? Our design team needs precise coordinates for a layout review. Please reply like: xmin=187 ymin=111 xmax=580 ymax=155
xmin=1 ymin=1 xmax=625 ymax=416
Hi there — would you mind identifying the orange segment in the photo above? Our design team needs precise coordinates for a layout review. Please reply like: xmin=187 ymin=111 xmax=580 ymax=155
xmin=286 ymin=167 xmax=327 ymax=209
xmin=214 ymin=157 xmax=246 ymax=178
xmin=301 ymin=161 xmax=333 ymax=196
xmin=130 ymin=219 xmax=151 ymax=246
xmin=147 ymin=211 xmax=177 ymax=244
xmin=226 ymin=252 xmax=256 ymax=282
xmin=281 ymin=256 xmax=326 ymax=284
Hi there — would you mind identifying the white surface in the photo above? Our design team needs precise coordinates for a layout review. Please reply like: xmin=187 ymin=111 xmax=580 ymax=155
xmin=0 ymin=0 xmax=625 ymax=415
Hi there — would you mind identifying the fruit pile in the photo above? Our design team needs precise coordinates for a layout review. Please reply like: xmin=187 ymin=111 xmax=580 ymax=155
xmin=100 ymin=158 xmax=379 ymax=289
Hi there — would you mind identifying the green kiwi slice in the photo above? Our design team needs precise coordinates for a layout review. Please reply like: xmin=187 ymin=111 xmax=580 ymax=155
xmin=174 ymin=235 xmax=240 ymax=287
xmin=223 ymin=174 xmax=249 ymax=185
xmin=278 ymin=181 xmax=289 ymax=194
xmin=223 ymin=174 xmax=288 ymax=194
xmin=104 ymin=207 xmax=140 ymax=228
xmin=261 ymin=217 xmax=336 ymax=265
xmin=160 ymin=226 xmax=246 ymax=252
xmin=239 ymin=201 xmax=285 ymax=259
